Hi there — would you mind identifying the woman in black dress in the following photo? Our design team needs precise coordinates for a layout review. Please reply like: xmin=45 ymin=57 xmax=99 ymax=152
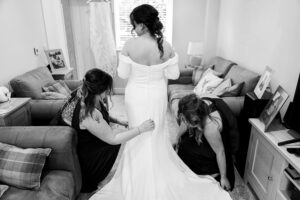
xmin=177 ymin=94 xmax=235 ymax=191
xmin=60 ymin=68 xmax=154 ymax=192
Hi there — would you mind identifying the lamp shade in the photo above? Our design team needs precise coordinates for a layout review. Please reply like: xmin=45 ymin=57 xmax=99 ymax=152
xmin=187 ymin=42 xmax=203 ymax=56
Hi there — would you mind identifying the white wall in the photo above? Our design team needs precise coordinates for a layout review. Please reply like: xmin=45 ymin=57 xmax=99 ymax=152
xmin=216 ymin=0 xmax=300 ymax=115
xmin=41 ymin=0 xmax=71 ymax=70
xmin=173 ymin=0 xmax=206 ymax=69
xmin=0 ymin=0 xmax=48 ymax=86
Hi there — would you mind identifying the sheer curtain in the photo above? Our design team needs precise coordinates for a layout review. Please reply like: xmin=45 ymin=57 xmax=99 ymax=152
xmin=89 ymin=1 xmax=117 ymax=77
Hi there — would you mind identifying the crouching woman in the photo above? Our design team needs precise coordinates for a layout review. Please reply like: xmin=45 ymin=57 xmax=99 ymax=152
xmin=177 ymin=93 xmax=235 ymax=191
xmin=59 ymin=68 xmax=154 ymax=192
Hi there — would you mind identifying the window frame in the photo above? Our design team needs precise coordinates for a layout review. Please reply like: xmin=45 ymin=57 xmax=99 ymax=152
xmin=113 ymin=0 xmax=173 ymax=51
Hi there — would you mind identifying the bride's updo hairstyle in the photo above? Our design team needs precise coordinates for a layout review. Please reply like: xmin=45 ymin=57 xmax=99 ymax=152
xmin=81 ymin=68 xmax=113 ymax=118
xmin=130 ymin=4 xmax=164 ymax=58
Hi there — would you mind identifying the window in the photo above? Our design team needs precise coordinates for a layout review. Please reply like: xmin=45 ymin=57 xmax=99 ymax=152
xmin=113 ymin=0 xmax=173 ymax=50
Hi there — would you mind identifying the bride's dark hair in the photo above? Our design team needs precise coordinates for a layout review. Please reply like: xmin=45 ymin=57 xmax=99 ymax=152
xmin=130 ymin=4 xmax=164 ymax=58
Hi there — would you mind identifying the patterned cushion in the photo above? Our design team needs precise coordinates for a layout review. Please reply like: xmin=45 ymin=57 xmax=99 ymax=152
xmin=0 ymin=185 xmax=8 ymax=197
xmin=194 ymin=70 xmax=223 ymax=95
xmin=212 ymin=78 xmax=232 ymax=96
xmin=0 ymin=142 xmax=51 ymax=189
xmin=42 ymin=80 xmax=71 ymax=96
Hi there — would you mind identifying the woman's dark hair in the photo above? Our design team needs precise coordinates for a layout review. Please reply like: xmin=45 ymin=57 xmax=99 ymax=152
xmin=81 ymin=68 xmax=113 ymax=118
xmin=177 ymin=94 xmax=213 ymax=144
xmin=130 ymin=4 xmax=164 ymax=58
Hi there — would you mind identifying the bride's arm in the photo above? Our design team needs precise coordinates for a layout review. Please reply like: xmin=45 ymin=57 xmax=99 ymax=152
xmin=81 ymin=110 xmax=153 ymax=145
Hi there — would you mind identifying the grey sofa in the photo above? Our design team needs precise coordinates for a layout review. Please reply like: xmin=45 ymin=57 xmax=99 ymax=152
xmin=0 ymin=126 xmax=82 ymax=200
xmin=168 ymin=56 xmax=260 ymax=117
xmin=10 ymin=67 xmax=82 ymax=125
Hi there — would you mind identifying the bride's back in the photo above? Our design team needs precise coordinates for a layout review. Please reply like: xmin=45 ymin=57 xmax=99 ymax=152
xmin=124 ymin=37 xmax=173 ymax=66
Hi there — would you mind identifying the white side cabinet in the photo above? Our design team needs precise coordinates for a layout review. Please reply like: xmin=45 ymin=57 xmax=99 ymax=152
xmin=244 ymin=119 xmax=300 ymax=200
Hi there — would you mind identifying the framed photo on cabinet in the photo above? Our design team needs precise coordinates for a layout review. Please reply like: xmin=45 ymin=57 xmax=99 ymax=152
xmin=254 ymin=66 xmax=272 ymax=99
xmin=259 ymin=86 xmax=289 ymax=131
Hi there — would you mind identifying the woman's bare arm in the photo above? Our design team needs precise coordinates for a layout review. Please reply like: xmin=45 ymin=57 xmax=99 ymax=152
xmin=81 ymin=109 xmax=153 ymax=145
xmin=204 ymin=117 xmax=231 ymax=190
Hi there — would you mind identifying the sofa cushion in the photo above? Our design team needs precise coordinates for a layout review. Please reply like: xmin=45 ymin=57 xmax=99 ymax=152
xmin=10 ymin=67 xmax=56 ymax=99
xmin=224 ymin=65 xmax=260 ymax=96
xmin=205 ymin=57 xmax=235 ymax=77
xmin=0 ymin=185 xmax=9 ymax=198
xmin=1 ymin=170 xmax=75 ymax=200
xmin=220 ymin=82 xmax=244 ymax=97
xmin=194 ymin=69 xmax=223 ymax=95
xmin=212 ymin=79 xmax=232 ymax=96
xmin=42 ymin=80 xmax=71 ymax=96
xmin=41 ymin=92 xmax=68 ymax=100
xmin=168 ymin=84 xmax=194 ymax=99
xmin=0 ymin=142 xmax=51 ymax=189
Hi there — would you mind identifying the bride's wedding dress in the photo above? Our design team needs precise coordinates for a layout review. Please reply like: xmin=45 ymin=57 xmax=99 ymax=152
xmin=89 ymin=54 xmax=232 ymax=200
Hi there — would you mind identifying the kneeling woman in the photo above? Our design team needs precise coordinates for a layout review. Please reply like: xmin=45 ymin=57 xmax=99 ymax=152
xmin=60 ymin=68 xmax=154 ymax=192
xmin=177 ymin=94 xmax=235 ymax=191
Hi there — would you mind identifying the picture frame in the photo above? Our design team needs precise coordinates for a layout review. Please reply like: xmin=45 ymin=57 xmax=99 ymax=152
xmin=44 ymin=49 xmax=66 ymax=72
xmin=259 ymin=86 xmax=289 ymax=131
xmin=254 ymin=66 xmax=273 ymax=99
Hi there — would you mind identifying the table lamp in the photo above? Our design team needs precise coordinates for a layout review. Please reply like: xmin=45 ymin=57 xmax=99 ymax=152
xmin=187 ymin=42 xmax=203 ymax=68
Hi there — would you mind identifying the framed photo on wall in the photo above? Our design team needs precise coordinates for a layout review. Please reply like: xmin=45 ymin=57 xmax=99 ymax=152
xmin=254 ymin=66 xmax=273 ymax=99
xmin=259 ymin=86 xmax=289 ymax=131
xmin=45 ymin=49 xmax=66 ymax=72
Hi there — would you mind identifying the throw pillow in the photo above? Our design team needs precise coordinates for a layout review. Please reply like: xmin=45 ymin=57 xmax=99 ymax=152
xmin=194 ymin=71 xmax=223 ymax=96
xmin=0 ymin=185 xmax=9 ymax=197
xmin=212 ymin=78 xmax=232 ymax=96
xmin=41 ymin=92 xmax=67 ymax=99
xmin=192 ymin=66 xmax=223 ymax=86
xmin=42 ymin=80 xmax=71 ymax=96
xmin=192 ymin=68 xmax=205 ymax=86
xmin=220 ymin=82 xmax=244 ymax=97
xmin=0 ymin=142 xmax=51 ymax=189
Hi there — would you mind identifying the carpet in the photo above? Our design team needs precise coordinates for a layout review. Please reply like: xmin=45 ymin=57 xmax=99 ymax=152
xmin=78 ymin=95 xmax=256 ymax=200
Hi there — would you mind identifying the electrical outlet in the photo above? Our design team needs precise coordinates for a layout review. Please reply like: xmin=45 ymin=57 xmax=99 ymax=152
xmin=33 ymin=48 xmax=39 ymax=56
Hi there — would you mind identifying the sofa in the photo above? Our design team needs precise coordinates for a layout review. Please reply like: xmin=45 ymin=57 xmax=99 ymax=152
xmin=168 ymin=56 xmax=261 ymax=117
xmin=10 ymin=67 xmax=82 ymax=125
xmin=0 ymin=126 xmax=82 ymax=200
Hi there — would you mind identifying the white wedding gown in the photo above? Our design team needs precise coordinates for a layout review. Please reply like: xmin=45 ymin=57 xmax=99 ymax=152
xmin=89 ymin=54 xmax=232 ymax=200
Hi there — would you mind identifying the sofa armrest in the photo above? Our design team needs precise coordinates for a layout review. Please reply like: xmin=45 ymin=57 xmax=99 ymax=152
xmin=30 ymin=99 xmax=65 ymax=125
xmin=0 ymin=126 xmax=82 ymax=196
xmin=64 ymin=80 xmax=82 ymax=91
xmin=222 ymin=96 xmax=245 ymax=117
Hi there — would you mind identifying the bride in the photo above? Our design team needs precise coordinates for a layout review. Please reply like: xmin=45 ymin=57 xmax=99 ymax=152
xmin=90 ymin=4 xmax=232 ymax=200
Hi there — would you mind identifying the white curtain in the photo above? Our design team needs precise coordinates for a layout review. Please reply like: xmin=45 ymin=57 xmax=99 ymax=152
xmin=89 ymin=1 xmax=117 ymax=77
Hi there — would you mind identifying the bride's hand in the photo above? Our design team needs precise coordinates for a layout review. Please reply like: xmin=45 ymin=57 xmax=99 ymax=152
xmin=138 ymin=119 xmax=155 ymax=133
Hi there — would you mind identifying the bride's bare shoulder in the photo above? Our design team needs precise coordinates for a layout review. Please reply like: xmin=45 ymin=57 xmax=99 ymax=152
xmin=121 ymin=38 xmax=137 ymax=56
xmin=163 ymin=40 xmax=175 ymax=59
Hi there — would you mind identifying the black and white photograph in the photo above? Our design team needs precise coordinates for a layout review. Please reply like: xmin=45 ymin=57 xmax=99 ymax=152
xmin=254 ymin=66 xmax=272 ymax=99
xmin=45 ymin=49 xmax=66 ymax=72
xmin=1 ymin=1 xmax=300 ymax=200
xmin=259 ymin=86 xmax=289 ymax=131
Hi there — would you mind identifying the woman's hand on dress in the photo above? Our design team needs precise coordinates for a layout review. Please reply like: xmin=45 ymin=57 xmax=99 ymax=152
xmin=138 ymin=119 xmax=155 ymax=133
xmin=220 ymin=176 xmax=231 ymax=191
